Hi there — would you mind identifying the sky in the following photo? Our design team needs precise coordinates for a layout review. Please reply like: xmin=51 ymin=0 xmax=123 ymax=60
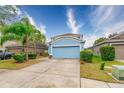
xmin=19 ymin=5 xmax=124 ymax=48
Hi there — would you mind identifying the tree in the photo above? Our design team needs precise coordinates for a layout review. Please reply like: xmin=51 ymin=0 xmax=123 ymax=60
xmin=28 ymin=30 xmax=46 ymax=54
xmin=94 ymin=37 xmax=107 ymax=45
xmin=0 ymin=17 xmax=46 ymax=61
xmin=0 ymin=5 xmax=20 ymax=25
xmin=0 ymin=22 xmax=32 ymax=61
xmin=21 ymin=17 xmax=46 ymax=55
xmin=0 ymin=6 xmax=20 ymax=47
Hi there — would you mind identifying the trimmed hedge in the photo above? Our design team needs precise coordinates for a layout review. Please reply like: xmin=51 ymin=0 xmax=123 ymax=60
xmin=80 ymin=49 xmax=93 ymax=62
xmin=100 ymin=46 xmax=115 ymax=61
xmin=13 ymin=54 xmax=25 ymax=63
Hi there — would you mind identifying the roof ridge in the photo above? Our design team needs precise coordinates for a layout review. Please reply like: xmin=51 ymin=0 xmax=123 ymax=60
xmin=51 ymin=33 xmax=81 ymax=39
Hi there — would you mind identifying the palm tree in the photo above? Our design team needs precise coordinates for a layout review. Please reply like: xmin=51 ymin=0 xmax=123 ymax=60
xmin=21 ymin=17 xmax=46 ymax=55
xmin=29 ymin=30 xmax=46 ymax=54
xmin=0 ymin=22 xmax=29 ymax=60
xmin=0 ymin=17 xmax=46 ymax=61
xmin=0 ymin=16 xmax=46 ymax=61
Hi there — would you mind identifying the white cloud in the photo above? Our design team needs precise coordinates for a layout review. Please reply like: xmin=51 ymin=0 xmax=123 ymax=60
xmin=25 ymin=12 xmax=46 ymax=35
xmin=85 ymin=6 xmax=124 ymax=47
xmin=38 ymin=24 xmax=46 ymax=34
xmin=84 ymin=34 xmax=98 ymax=48
xmin=90 ymin=6 xmax=115 ymax=31
xmin=46 ymin=38 xmax=51 ymax=43
xmin=103 ymin=21 xmax=124 ymax=37
xmin=96 ymin=6 xmax=113 ymax=26
xmin=67 ymin=8 xmax=82 ymax=34
xmin=90 ymin=6 xmax=124 ymax=33
xmin=26 ymin=13 xmax=36 ymax=26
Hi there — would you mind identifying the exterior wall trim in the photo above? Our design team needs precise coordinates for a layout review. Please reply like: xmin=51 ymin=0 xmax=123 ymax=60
xmin=111 ymin=43 xmax=124 ymax=45
xmin=80 ymin=44 xmax=82 ymax=51
xmin=50 ymin=45 xmax=53 ymax=55
xmin=53 ymin=44 xmax=80 ymax=47
xmin=51 ymin=36 xmax=85 ymax=44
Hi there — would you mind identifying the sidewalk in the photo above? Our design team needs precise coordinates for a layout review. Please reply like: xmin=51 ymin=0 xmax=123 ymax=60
xmin=81 ymin=78 xmax=124 ymax=88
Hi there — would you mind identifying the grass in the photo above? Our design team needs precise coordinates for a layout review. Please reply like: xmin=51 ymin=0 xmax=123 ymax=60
xmin=0 ymin=58 xmax=42 ymax=70
xmin=80 ymin=56 xmax=124 ymax=83
xmin=93 ymin=56 xmax=124 ymax=66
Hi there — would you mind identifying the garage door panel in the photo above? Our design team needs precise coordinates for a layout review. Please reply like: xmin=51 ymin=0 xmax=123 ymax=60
xmin=53 ymin=46 xmax=80 ymax=58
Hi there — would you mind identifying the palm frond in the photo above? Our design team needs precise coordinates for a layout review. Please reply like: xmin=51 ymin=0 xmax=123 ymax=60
xmin=0 ymin=33 xmax=21 ymax=46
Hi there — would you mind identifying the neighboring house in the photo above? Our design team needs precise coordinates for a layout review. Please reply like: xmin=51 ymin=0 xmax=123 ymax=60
xmin=5 ymin=42 xmax=48 ymax=55
xmin=48 ymin=33 xmax=85 ymax=59
xmin=89 ymin=31 xmax=124 ymax=60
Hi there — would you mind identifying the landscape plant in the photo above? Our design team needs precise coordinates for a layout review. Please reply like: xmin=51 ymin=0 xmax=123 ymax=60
xmin=13 ymin=54 xmax=25 ymax=63
xmin=28 ymin=53 xmax=37 ymax=59
xmin=80 ymin=49 xmax=93 ymax=62
xmin=100 ymin=62 xmax=105 ymax=70
xmin=0 ymin=17 xmax=46 ymax=61
xmin=100 ymin=46 xmax=115 ymax=61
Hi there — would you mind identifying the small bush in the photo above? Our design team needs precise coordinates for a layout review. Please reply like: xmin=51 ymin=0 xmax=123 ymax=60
xmin=28 ymin=53 xmax=37 ymax=59
xmin=80 ymin=49 xmax=93 ymax=62
xmin=100 ymin=62 xmax=105 ymax=70
xmin=13 ymin=54 xmax=25 ymax=63
xmin=100 ymin=46 xmax=115 ymax=61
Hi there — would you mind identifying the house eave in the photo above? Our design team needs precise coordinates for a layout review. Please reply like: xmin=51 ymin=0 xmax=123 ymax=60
xmin=50 ymin=36 xmax=85 ymax=44
xmin=90 ymin=39 xmax=124 ymax=48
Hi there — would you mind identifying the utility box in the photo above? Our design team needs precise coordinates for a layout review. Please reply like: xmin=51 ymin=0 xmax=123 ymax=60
xmin=112 ymin=65 xmax=124 ymax=80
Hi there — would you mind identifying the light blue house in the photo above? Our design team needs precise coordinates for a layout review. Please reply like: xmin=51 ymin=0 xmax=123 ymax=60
xmin=48 ymin=33 xmax=85 ymax=59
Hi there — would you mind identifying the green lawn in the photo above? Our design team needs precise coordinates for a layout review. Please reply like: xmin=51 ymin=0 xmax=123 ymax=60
xmin=93 ymin=56 xmax=124 ymax=66
xmin=0 ymin=58 xmax=41 ymax=70
xmin=80 ymin=56 xmax=124 ymax=83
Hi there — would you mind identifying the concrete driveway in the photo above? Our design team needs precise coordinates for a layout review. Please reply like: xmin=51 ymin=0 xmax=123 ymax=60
xmin=0 ymin=59 xmax=80 ymax=88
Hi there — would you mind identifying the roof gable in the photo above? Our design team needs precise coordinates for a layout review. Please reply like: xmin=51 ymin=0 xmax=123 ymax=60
xmin=51 ymin=33 xmax=82 ymax=40
xmin=52 ymin=37 xmax=82 ymax=45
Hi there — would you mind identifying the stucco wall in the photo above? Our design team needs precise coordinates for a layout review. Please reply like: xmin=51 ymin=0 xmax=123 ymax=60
xmin=92 ymin=43 xmax=124 ymax=60
xmin=53 ymin=37 xmax=80 ymax=45
xmin=112 ymin=44 xmax=124 ymax=60
xmin=92 ymin=43 xmax=109 ymax=56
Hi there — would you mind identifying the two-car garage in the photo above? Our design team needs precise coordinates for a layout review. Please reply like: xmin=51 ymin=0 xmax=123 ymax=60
xmin=48 ymin=34 xmax=85 ymax=59
xmin=52 ymin=46 xmax=80 ymax=58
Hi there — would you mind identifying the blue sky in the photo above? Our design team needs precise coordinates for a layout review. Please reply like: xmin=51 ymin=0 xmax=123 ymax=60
xmin=19 ymin=5 xmax=124 ymax=47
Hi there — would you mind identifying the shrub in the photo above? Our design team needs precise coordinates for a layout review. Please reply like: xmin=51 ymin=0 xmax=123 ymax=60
xmin=80 ymin=49 xmax=93 ymax=62
xmin=13 ymin=54 xmax=25 ymax=63
xmin=28 ymin=53 xmax=37 ymax=59
xmin=19 ymin=53 xmax=26 ymax=60
xmin=100 ymin=62 xmax=105 ymax=70
xmin=100 ymin=46 xmax=115 ymax=61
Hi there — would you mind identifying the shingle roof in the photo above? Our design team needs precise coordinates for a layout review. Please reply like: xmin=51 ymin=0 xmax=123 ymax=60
xmin=109 ymin=31 xmax=124 ymax=40
xmin=87 ymin=31 xmax=124 ymax=49
xmin=51 ymin=33 xmax=81 ymax=39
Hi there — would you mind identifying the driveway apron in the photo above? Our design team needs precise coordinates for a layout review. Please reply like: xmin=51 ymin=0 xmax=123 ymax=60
xmin=0 ymin=59 xmax=80 ymax=88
